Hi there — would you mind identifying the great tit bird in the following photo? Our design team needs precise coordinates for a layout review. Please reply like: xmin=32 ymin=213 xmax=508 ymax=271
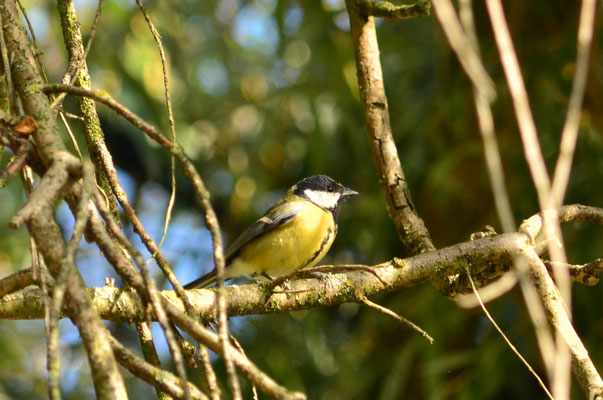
xmin=184 ymin=175 xmax=358 ymax=289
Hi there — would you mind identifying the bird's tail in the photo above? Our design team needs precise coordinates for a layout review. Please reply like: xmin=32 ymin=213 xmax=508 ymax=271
xmin=183 ymin=270 xmax=217 ymax=289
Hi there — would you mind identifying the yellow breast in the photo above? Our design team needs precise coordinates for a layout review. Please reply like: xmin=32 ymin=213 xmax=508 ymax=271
xmin=227 ymin=202 xmax=336 ymax=279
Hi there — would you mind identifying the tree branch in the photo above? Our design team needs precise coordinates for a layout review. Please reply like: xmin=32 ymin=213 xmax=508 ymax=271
xmin=345 ymin=0 xmax=436 ymax=256
xmin=110 ymin=336 xmax=208 ymax=400
xmin=2 ymin=226 xmax=596 ymax=322
xmin=358 ymin=0 xmax=431 ymax=20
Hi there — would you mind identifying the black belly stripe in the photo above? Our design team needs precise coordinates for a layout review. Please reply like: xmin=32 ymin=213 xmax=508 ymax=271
xmin=299 ymin=227 xmax=333 ymax=270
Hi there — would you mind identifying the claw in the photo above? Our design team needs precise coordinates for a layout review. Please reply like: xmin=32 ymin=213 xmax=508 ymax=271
xmin=308 ymin=271 xmax=339 ymax=292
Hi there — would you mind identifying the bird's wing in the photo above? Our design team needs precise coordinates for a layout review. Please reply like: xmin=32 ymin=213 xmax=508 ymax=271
xmin=224 ymin=201 xmax=303 ymax=263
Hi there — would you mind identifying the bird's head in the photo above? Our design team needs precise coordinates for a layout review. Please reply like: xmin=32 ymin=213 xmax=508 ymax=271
xmin=293 ymin=175 xmax=358 ymax=215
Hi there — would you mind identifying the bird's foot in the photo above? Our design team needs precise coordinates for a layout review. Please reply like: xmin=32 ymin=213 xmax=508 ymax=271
xmin=307 ymin=271 xmax=338 ymax=292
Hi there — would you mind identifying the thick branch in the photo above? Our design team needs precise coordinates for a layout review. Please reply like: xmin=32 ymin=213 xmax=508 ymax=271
xmin=525 ymin=249 xmax=603 ymax=398
xmin=0 ymin=232 xmax=536 ymax=321
xmin=57 ymin=0 xmax=115 ymax=210
xmin=1 ymin=0 xmax=66 ymax=165
xmin=345 ymin=0 xmax=435 ymax=256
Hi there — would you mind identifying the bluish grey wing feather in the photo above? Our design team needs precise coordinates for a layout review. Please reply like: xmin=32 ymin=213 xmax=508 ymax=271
xmin=224 ymin=202 xmax=302 ymax=263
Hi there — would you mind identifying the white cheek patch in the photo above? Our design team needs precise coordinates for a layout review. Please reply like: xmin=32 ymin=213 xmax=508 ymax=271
xmin=304 ymin=189 xmax=340 ymax=210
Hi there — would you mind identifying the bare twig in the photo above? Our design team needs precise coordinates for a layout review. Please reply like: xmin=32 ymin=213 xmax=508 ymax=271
xmin=135 ymin=320 xmax=172 ymax=400
xmin=458 ymin=0 xmax=515 ymax=233
xmin=0 ymin=12 xmax=17 ymax=115
xmin=484 ymin=0 xmax=551 ymax=200
xmin=197 ymin=345 xmax=222 ymax=400
xmin=134 ymin=0 xmax=178 ymax=256
xmin=484 ymin=1 xmax=573 ymax=395
xmin=465 ymin=270 xmax=554 ymax=400
xmin=268 ymin=264 xmax=388 ymax=289
xmin=358 ymin=294 xmax=434 ymax=344
xmin=551 ymin=0 xmax=597 ymax=208
xmin=455 ymin=273 xmax=517 ymax=308
xmin=520 ymin=204 xmax=603 ymax=241
xmin=430 ymin=0 xmax=496 ymax=102
xmin=58 ymin=111 xmax=83 ymax=159
xmin=15 ymin=0 xmax=48 ymax=84
xmin=133 ymin=3 xmax=233 ymax=397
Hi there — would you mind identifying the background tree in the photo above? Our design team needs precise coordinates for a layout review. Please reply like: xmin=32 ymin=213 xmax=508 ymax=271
xmin=0 ymin=0 xmax=601 ymax=399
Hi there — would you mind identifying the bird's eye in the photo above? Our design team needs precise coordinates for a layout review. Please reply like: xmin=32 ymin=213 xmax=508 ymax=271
xmin=327 ymin=185 xmax=334 ymax=193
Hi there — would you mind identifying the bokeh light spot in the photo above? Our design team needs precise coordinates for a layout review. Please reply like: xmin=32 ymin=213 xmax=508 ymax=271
xmin=284 ymin=40 xmax=311 ymax=69
xmin=232 ymin=5 xmax=279 ymax=55
xmin=197 ymin=58 xmax=230 ymax=96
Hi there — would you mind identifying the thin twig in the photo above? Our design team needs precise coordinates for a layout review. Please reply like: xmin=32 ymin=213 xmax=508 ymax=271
xmin=458 ymin=0 xmax=515 ymax=233
xmin=42 ymin=82 xmax=228 ymax=303
xmin=465 ymin=270 xmax=554 ymax=400
xmin=58 ymin=111 xmax=83 ymax=159
xmin=430 ymin=0 xmax=496 ymax=102
xmin=15 ymin=0 xmax=48 ymax=84
xmin=197 ymin=345 xmax=222 ymax=400
xmin=132 ymin=6 xmax=225 ymax=397
xmin=483 ymin=0 xmax=569 ymax=289
xmin=0 ymin=12 xmax=17 ymax=114
xmin=358 ymin=294 xmax=434 ymax=344
xmin=484 ymin=1 xmax=571 ymax=395
xmin=135 ymin=320 xmax=171 ymax=400
xmin=551 ymin=0 xmax=597 ymax=207
xmin=134 ymin=0 xmax=178 ymax=259
xmin=455 ymin=273 xmax=517 ymax=308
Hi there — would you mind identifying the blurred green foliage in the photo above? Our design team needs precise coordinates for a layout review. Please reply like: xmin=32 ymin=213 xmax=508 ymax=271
xmin=0 ymin=0 xmax=601 ymax=398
